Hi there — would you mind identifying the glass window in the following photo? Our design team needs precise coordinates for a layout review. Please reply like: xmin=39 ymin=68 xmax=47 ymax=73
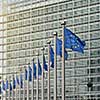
xmin=59 ymin=4 xmax=63 ymax=10
xmin=90 ymin=68 xmax=96 ymax=73
xmin=90 ymin=77 xmax=96 ymax=82
xmin=24 ymin=19 xmax=30 ymax=25
xmin=90 ymin=39 xmax=100 ymax=48
xmin=90 ymin=14 xmax=99 ymax=21
xmin=97 ymin=77 xmax=100 ymax=82
xmin=90 ymin=59 xmax=100 ymax=65
xmin=75 ymin=59 xmax=88 ymax=67
xmin=90 ymin=0 xmax=100 ymax=4
xmin=81 ymin=0 xmax=88 ymax=5
xmin=90 ymin=49 xmax=98 ymax=57
xmin=81 ymin=8 xmax=88 ymax=15
xmin=74 ymin=9 xmax=81 ymax=16
xmin=97 ymin=86 xmax=100 ymax=91
xmin=48 ymin=7 xmax=52 ymax=13
xmin=66 ymin=2 xmax=73 ymax=9
xmin=19 ymin=13 xmax=24 ymax=19
xmin=53 ymin=6 xmax=58 ymax=12
xmin=90 ymin=23 xmax=99 ymax=30
xmin=68 ymin=11 xmax=73 ymax=17
xmin=74 ymin=1 xmax=81 ymax=7
xmin=67 ymin=19 xmax=73 ymax=25
xmin=81 ymin=16 xmax=88 ymax=23
xmin=90 ymin=6 xmax=100 ymax=13
xmin=97 ymin=68 xmax=100 ymax=73
xmin=90 ymin=31 xmax=100 ymax=39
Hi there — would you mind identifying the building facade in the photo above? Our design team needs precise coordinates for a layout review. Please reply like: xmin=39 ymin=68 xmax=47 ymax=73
xmin=0 ymin=0 xmax=100 ymax=100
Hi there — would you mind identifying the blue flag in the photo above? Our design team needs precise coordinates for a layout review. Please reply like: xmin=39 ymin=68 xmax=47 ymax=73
xmin=5 ymin=80 xmax=8 ymax=90
xmin=13 ymin=77 xmax=16 ymax=89
xmin=64 ymin=27 xmax=85 ymax=53
xmin=33 ymin=62 xmax=36 ymax=78
xmin=20 ymin=74 xmax=23 ymax=88
xmin=16 ymin=75 xmax=19 ymax=85
xmin=10 ymin=83 xmax=12 ymax=91
xmin=0 ymin=86 xmax=2 ymax=94
xmin=57 ymin=38 xmax=68 ymax=60
xmin=2 ymin=81 xmax=5 ymax=91
xmin=38 ymin=59 xmax=42 ymax=76
xmin=25 ymin=68 xmax=28 ymax=80
xmin=50 ymin=46 xmax=54 ymax=68
xmin=43 ymin=55 xmax=48 ymax=71
xmin=28 ymin=65 xmax=32 ymax=81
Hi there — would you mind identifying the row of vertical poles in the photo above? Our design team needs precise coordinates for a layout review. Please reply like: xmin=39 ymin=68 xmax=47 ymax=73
xmin=1 ymin=0 xmax=66 ymax=100
xmin=53 ymin=22 xmax=66 ymax=100
xmin=1 ymin=26 xmax=66 ymax=100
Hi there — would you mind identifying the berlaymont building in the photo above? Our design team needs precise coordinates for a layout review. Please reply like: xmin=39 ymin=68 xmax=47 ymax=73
xmin=0 ymin=0 xmax=100 ymax=100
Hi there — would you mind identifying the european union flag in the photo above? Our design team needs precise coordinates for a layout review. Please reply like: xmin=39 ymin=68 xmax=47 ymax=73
xmin=13 ymin=77 xmax=16 ymax=89
xmin=50 ymin=46 xmax=54 ymax=68
xmin=33 ymin=62 xmax=36 ymax=78
xmin=20 ymin=74 xmax=23 ymax=88
xmin=10 ymin=83 xmax=12 ymax=91
xmin=2 ymin=81 xmax=5 ymax=91
xmin=64 ymin=27 xmax=85 ymax=53
xmin=43 ymin=55 xmax=48 ymax=71
xmin=57 ymin=38 xmax=68 ymax=60
xmin=0 ymin=86 xmax=2 ymax=94
xmin=5 ymin=80 xmax=8 ymax=90
xmin=38 ymin=59 xmax=42 ymax=76
xmin=25 ymin=68 xmax=28 ymax=80
xmin=28 ymin=66 xmax=32 ymax=81
xmin=16 ymin=75 xmax=19 ymax=85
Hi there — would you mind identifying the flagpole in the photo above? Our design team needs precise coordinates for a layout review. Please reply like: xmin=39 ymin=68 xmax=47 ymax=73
xmin=15 ymin=72 xmax=17 ymax=100
xmin=5 ymin=79 xmax=7 ymax=100
xmin=12 ymin=75 xmax=14 ymax=100
xmin=23 ymin=66 xmax=26 ymax=100
xmin=36 ymin=52 xmax=39 ymax=100
xmin=1 ymin=81 xmax=2 ymax=100
xmin=27 ymin=63 xmax=30 ymax=100
xmin=19 ymin=70 xmax=21 ymax=100
xmin=8 ymin=76 xmax=10 ymax=100
xmin=14 ymin=75 xmax=16 ymax=100
xmin=19 ymin=68 xmax=22 ymax=100
xmin=32 ymin=59 xmax=34 ymax=100
xmin=41 ymin=48 xmax=44 ymax=100
xmin=53 ymin=32 xmax=57 ymax=100
xmin=47 ymin=41 xmax=51 ymax=100
xmin=61 ymin=21 xmax=66 ymax=100
xmin=7 ymin=80 xmax=8 ymax=100
xmin=16 ymin=74 xmax=19 ymax=100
